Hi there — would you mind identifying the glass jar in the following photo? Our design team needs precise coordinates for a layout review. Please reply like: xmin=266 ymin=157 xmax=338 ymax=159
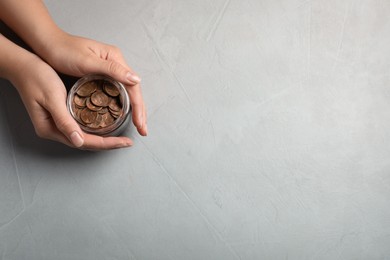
xmin=66 ymin=74 xmax=131 ymax=136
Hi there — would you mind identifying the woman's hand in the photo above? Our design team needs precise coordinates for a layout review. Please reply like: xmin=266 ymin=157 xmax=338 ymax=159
xmin=42 ymin=33 xmax=148 ymax=136
xmin=9 ymin=52 xmax=133 ymax=150
xmin=0 ymin=0 xmax=147 ymax=149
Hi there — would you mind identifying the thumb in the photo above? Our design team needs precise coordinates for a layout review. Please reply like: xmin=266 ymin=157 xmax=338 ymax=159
xmin=48 ymin=102 xmax=85 ymax=147
xmin=86 ymin=57 xmax=141 ymax=85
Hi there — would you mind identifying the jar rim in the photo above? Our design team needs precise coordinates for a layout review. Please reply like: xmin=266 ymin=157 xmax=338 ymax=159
xmin=66 ymin=74 xmax=131 ymax=136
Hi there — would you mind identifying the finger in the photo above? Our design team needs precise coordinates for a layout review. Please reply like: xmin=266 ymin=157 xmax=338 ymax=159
xmin=81 ymin=134 xmax=132 ymax=150
xmin=143 ymin=103 xmax=148 ymax=135
xmin=34 ymin=121 xmax=74 ymax=147
xmin=43 ymin=98 xmax=85 ymax=148
xmin=85 ymin=55 xmax=141 ymax=85
xmin=103 ymin=48 xmax=148 ymax=136
xmin=137 ymin=103 xmax=147 ymax=136
xmin=108 ymin=51 xmax=137 ymax=75
xmin=107 ymin=53 xmax=148 ymax=136
xmin=127 ymin=83 xmax=145 ymax=131
xmin=34 ymin=105 xmax=133 ymax=150
xmin=34 ymin=119 xmax=132 ymax=150
xmin=34 ymin=110 xmax=132 ymax=150
xmin=30 ymin=106 xmax=76 ymax=147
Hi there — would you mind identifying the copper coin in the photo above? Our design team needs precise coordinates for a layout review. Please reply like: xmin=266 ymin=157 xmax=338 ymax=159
xmin=98 ymin=107 xmax=109 ymax=114
xmin=109 ymin=97 xmax=121 ymax=111
xmin=86 ymin=97 xmax=102 ymax=112
xmin=110 ymin=111 xmax=121 ymax=119
xmin=73 ymin=106 xmax=83 ymax=119
xmin=80 ymin=108 xmax=98 ymax=124
xmin=98 ymin=119 xmax=107 ymax=128
xmin=103 ymin=82 xmax=120 ymax=97
xmin=89 ymin=114 xmax=103 ymax=129
xmin=91 ymin=90 xmax=110 ymax=107
xmin=100 ymin=112 xmax=115 ymax=127
xmin=109 ymin=108 xmax=122 ymax=116
xmin=74 ymin=94 xmax=87 ymax=107
xmin=96 ymin=80 xmax=104 ymax=91
xmin=76 ymin=81 xmax=98 ymax=97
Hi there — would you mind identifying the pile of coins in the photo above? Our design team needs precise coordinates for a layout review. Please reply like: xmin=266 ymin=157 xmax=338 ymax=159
xmin=72 ymin=80 xmax=123 ymax=129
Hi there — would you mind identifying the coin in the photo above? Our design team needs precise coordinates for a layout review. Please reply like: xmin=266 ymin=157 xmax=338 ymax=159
xmin=80 ymin=108 xmax=98 ymax=124
xmin=73 ymin=106 xmax=83 ymax=119
xmin=101 ymin=112 xmax=115 ymax=126
xmin=89 ymin=114 xmax=103 ymax=129
xmin=74 ymin=95 xmax=87 ymax=107
xmin=76 ymin=81 xmax=98 ymax=97
xmin=110 ymin=111 xmax=121 ymax=119
xmin=103 ymin=82 xmax=120 ymax=97
xmin=91 ymin=90 xmax=110 ymax=107
xmin=71 ymin=79 xmax=124 ymax=129
xmin=86 ymin=97 xmax=102 ymax=112
xmin=98 ymin=107 xmax=109 ymax=114
xmin=108 ymin=97 xmax=121 ymax=111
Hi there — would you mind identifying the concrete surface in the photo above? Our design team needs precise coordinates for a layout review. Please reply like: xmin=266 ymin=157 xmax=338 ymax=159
xmin=1 ymin=0 xmax=390 ymax=259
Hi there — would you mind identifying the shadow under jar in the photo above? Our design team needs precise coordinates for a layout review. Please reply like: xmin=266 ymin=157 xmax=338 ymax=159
xmin=67 ymin=74 xmax=131 ymax=136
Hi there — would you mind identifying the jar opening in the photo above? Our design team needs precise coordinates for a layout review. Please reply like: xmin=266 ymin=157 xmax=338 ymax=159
xmin=67 ymin=74 xmax=131 ymax=136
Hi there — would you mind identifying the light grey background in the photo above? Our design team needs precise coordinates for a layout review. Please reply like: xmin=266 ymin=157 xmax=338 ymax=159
xmin=1 ymin=0 xmax=390 ymax=259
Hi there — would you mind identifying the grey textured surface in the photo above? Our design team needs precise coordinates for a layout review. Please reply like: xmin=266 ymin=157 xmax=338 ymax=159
xmin=1 ymin=0 xmax=390 ymax=259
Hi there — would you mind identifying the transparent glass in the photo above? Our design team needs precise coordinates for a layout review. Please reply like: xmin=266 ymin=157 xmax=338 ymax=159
xmin=66 ymin=74 xmax=131 ymax=136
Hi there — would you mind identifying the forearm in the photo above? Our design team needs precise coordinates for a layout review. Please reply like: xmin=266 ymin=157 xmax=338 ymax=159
xmin=0 ymin=0 xmax=65 ymax=61
xmin=0 ymin=34 xmax=37 ymax=85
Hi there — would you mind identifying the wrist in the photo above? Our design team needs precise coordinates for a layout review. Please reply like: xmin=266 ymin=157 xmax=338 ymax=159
xmin=7 ymin=53 xmax=42 ymax=90
xmin=33 ymin=28 xmax=69 ymax=63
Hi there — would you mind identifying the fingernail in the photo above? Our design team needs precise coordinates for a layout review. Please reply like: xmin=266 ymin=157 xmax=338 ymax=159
xmin=70 ymin=131 xmax=84 ymax=147
xmin=126 ymin=72 xmax=141 ymax=83
xmin=117 ymin=140 xmax=132 ymax=148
